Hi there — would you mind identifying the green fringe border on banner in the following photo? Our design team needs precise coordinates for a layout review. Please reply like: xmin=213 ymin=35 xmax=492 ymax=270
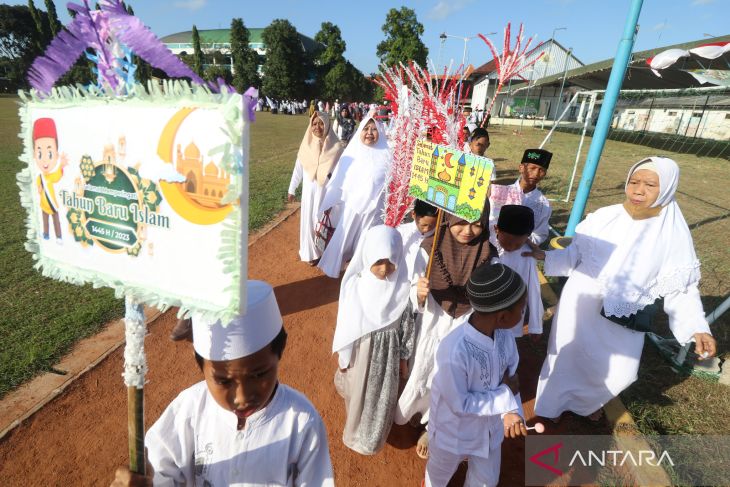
xmin=16 ymin=80 xmax=247 ymax=324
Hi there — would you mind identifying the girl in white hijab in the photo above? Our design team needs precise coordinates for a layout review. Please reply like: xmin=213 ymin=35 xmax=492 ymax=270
xmin=317 ymin=115 xmax=391 ymax=277
xmin=526 ymin=157 xmax=716 ymax=422
xmin=288 ymin=112 xmax=345 ymax=264
xmin=332 ymin=224 xmax=416 ymax=455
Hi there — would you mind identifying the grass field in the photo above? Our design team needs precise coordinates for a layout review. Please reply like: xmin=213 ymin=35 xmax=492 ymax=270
xmin=0 ymin=96 xmax=307 ymax=397
xmin=1 ymin=97 xmax=728 ymax=439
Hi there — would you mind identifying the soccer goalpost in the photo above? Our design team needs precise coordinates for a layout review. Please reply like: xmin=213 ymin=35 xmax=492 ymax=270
xmin=539 ymin=85 xmax=730 ymax=203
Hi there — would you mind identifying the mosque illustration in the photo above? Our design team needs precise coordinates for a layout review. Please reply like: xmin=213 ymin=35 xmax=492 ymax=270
xmin=175 ymin=141 xmax=230 ymax=208
xmin=427 ymin=146 xmax=467 ymax=210
xmin=409 ymin=140 xmax=494 ymax=221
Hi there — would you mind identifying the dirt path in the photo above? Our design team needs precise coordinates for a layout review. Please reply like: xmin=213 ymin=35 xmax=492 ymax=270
xmin=0 ymin=209 xmax=606 ymax=486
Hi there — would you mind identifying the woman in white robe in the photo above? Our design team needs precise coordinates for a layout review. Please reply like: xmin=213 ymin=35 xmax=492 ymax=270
xmin=317 ymin=116 xmax=391 ymax=278
xmin=288 ymin=112 xmax=345 ymax=264
xmin=528 ymin=157 xmax=717 ymax=421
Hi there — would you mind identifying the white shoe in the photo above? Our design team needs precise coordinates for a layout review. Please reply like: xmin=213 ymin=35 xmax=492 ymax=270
xmin=56 ymin=238 xmax=63 ymax=245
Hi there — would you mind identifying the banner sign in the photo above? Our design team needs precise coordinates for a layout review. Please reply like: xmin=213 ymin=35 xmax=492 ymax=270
xmin=408 ymin=138 xmax=493 ymax=222
xmin=18 ymin=91 xmax=248 ymax=321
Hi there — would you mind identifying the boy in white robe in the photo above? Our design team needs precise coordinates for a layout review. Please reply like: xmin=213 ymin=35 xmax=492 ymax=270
xmin=111 ymin=281 xmax=334 ymax=487
xmin=493 ymin=204 xmax=544 ymax=339
xmin=489 ymin=148 xmax=553 ymax=245
xmin=426 ymin=263 xmax=528 ymax=487
xmin=396 ymin=200 xmax=438 ymax=281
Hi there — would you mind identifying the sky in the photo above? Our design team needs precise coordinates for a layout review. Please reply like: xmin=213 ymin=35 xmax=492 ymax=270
xmin=4 ymin=0 xmax=729 ymax=74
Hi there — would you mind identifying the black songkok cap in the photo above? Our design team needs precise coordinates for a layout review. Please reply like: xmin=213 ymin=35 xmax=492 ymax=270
xmin=467 ymin=263 xmax=526 ymax=313
xmin=497 ymin=204 xmax=535 ymax=236
xmin=521 ymin=148 xmax=552 ymax=169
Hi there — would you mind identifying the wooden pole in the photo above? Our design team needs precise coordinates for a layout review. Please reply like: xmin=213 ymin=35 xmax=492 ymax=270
xmin=123 ymin=297 xmax=147 ymax=475
xmin=127 ymin=386 xmax=145 ymax=474
xmin=425 ymin=208 xmax=444 ymax=280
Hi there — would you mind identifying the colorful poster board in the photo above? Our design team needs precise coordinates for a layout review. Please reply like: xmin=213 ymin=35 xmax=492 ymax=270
xmin=408 ymin=139 xmax=493 ymax=222
xmin=17 ymin=89 xmax=248 ymax=322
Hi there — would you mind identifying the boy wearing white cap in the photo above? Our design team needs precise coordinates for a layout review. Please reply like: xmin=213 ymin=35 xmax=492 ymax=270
xmin=111 ymin=280 xmax=334 ymax=487
xmin=425 ymin=264 xmax=527 ymax=487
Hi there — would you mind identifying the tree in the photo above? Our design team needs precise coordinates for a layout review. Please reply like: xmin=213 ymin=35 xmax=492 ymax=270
xmin=0 ymin=5 xmax=47 ymax=89
xmin=44 ymin=0 xmax=61 ymax=37
xmin=230 ymin=18 xmax=260 ymax=92
xmin=124 ymin=3 xmax=151 ymax=86
xmin=191 ymin=25 xmax=204 ymax=77
xmin=312 ymin=21 xmax=370 ymax=101
xmin=313 ymin=22 xmax=345 ymax=66
xmin=261 ymin=19 xmax=307 ymax=99
xmin=376 ymin=7 xmax=428 ymax=68
xmin=204 ymin=64 xmax=232 ymax=84
xmin=27 ymin=0 xmax=48 ymax=50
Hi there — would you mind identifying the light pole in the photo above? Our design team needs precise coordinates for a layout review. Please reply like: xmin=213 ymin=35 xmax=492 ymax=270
xmin=435 ymin=33 xmax=447 ymax=74
xmin=554 ymin=47 xmax=573 ymax=122
xmin=545 ymin=27 xmax=566 ymax=118
xmin=440 ymin=33 xmax=476 ymax=71
xmin=441 ymin=32 xmax=496 ymax=108
xmin=441 ymin=33 xmax=475 ymax=109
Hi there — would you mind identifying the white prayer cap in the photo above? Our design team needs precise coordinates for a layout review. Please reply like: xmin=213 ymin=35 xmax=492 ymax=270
xmin=193 ymin=280 xmax=283 ymax=361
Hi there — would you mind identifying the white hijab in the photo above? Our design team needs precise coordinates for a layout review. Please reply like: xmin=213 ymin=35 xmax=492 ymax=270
xmin=319 ymin=115 xmax=391 ymax=216
xmin=579 ymin=156 xmax=700 ymax=317
xmin=332 ymin=225 xmax=410 ymax=368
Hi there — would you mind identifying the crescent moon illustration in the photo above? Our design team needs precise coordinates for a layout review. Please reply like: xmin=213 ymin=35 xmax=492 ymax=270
xmin=157 ymin=108 xmax=234 ymax=225
xmin=443 ymin=153 xmax=453 ymax=168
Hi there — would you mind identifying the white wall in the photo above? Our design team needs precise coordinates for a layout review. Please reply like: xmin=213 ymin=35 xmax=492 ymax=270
xmin=613 ymin=107 xmax=730 ymax=139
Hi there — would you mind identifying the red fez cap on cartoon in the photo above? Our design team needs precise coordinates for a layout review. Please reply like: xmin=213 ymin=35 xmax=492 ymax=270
xmin=33 ymin=118 xmax=57 ymax=142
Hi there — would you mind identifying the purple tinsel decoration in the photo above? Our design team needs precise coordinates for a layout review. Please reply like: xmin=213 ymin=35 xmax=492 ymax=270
xmin=102 ymin=0 xmax=206 ymax=86
xmin=27 ymin=0 xmax=208 ymax=93
xmin=244 ymin=87 xmax=258 ymax=122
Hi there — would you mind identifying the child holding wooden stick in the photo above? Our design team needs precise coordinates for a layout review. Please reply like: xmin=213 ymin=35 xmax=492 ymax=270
xmin=396 ymin=209 xmax=498 ymax=459
xmin=111 ymin=281 xmax=334 ymax=486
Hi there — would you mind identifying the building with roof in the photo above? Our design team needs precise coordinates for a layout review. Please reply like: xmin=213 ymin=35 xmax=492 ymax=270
xmin=469 ymin=39 xmax=584 ymax=117
xmin=161 ymin=28 xmax=322 ymax=75
xmin=500 ymin=35 xmax=730 ymax=145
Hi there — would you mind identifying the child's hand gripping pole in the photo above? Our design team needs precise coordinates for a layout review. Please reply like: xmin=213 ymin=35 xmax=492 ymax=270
xmin=424 ymin=209 xmax=443 ymax=281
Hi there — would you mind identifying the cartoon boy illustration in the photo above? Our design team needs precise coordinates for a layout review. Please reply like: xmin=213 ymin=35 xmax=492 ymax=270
xmin=33 ymin=118 xmax=67 ymax=243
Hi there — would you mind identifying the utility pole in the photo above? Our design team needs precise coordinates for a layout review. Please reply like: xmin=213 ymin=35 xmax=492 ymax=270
xmin=554 ymin=47 xmax=573 ymax=122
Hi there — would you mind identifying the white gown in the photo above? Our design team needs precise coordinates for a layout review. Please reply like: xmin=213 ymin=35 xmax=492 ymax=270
xmin=534 ymin=205 xmax=711 ymax=418
xmin=146 ymin=382 xmax=334 ymax=486
xmin=396 ymin=221 xmax=433 ymax=282
xmin=317 ymin=116 xmax=390 ymax=278
xmin=289 ymin=159 xmax=328 ymax=262
xmin=489 ymin=180 xmax=552 ymax=245
xmin=497 ymin=242 xmax=544 ymax=337
xmin=395 ymin=248 xmax=498 ymax=425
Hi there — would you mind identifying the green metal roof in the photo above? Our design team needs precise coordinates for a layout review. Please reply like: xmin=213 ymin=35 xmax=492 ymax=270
xmin=160 ymin=28 xmax=321 ymax=53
